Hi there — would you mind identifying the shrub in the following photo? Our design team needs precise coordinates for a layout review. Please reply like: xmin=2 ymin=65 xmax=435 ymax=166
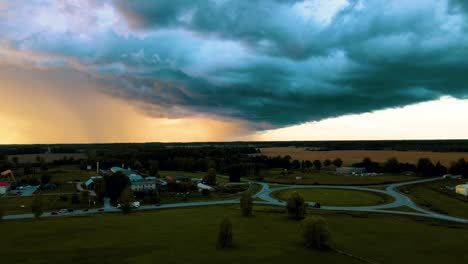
xmin=217 ymin=216 xmax=233 ymax=248
xmin=240 ymin=192 xmax=253 ymax=217
xmin=31 ymin=194 xmax=44 ymax=219
xmin=302 ymin=217 xmax=333 ymax=250
xmin=286 ymin=191 xmax=307 ymax=219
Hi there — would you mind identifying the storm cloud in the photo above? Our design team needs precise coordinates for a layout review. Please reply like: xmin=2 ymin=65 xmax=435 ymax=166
xmin=1 ymin=0 xmax=468 ymax=128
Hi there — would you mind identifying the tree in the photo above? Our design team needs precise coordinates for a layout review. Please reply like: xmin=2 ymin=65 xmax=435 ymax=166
xmin=384 ymin=157 xmax=400 ymax=173
xmin=71 ymin=193 xmax=80 ymax=204
xmin=291 ymin=160 xmax=301 ymax=170
xmin=40 ymin=174 xmax=52 ymax=184
xmin=240 ymin=191 xmax=253 ymax=217
xmin=104 ymin=172 xmax=130 ymax=202
xmin=12 ymin=156 xmax=19 ymax=166
xmin=302 ymin=217 xmax=333 ymax=250
xmin=286 ymin=192 xmax=307 ymax=219
xmin=226 ymin=164 xmax=242 ymax=182
xmin=313 ymin=160 xmax=322 ymax=170
xmin=434 ymin=161 xmax=447 ymax=176
xmin=148 ymin=160 xmax=159 ymax=176
xmin=204 ymin=168 xmax=217 ymax=185
xmin=118 ymin=186 xmax=134 ymax=214
xmin=31 ymin=194 xmax=44 ymax=219
xmin=449 ymin=158 xmax=466 ymax=176
xmin=81 ymin=190 xmax=90 ymax=207
xmin=0 ymin=198 xmax=5 ymax=220
xmin=332 ymin=158 xmax=343 ymax=168
xmin=323 ymin=159 xmax=332 ymax=167
xmin=94 ymin=178 xmax=106 ymax=201
xmin=217 ymin=216 xmax=233 ymax=248
xmin=417 ymin=158 xmax=435 ymax=177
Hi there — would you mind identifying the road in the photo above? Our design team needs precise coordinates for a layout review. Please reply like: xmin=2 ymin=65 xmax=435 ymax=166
xmin=3 ymin=177 xmax=468 ymax=224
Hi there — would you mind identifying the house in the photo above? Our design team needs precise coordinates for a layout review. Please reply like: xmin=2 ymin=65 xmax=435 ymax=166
xmin=131 ymin=180 xmax=157 ymax=192
xmin=0 ymin=181 xmax=11 ymax=195
xmin=336 ymin=167 xmax=366 ymax=175
xmin=197 ymin=182 xmax=214 ymax=191
xmin=455 ymin=184 xmax=468 ymax=196
xmin=83 ymin=176 xmax=103 ymax=190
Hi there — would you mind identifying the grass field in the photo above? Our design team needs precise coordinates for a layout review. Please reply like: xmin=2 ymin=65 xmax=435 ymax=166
xmin=398 ymin=179 xmax=468 ymax=218
xmin=1 ymin=206 xmax=467 ymax=264
xmin=271 ymin=188 xmax=393 ymax=206
xmin=263 ymin=169 xmax=420 ymax=186
xmin=260 ymin=147 xmax=468 ymax=166
xmin=1 ymin=194 xmax=101 ymax=215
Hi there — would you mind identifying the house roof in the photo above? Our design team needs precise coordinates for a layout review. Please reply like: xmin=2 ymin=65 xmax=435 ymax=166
xmin=0 ymin=181 xmax=10 ymax=187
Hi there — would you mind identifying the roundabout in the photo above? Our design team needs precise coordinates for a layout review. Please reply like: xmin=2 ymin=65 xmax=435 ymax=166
xmin=270 ymin=187 xmax=393 ymax=207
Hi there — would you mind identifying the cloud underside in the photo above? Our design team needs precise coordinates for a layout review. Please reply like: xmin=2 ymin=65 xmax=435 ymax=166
xmin=2 ymin=0 xmax=468 ymax=128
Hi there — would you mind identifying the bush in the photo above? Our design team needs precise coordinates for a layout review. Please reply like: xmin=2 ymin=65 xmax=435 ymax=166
xmin=286 ymin=191 xmax=307 ymax=219
xmin=31 ymin=194 xmax=44 ymax=219
xmin=302 ymin=217 xmax=333 ymax=250
xmin=240 ymin=192 xmax=253 ymax=217
xmin=217 ymin=216 xmax=233 ymax=248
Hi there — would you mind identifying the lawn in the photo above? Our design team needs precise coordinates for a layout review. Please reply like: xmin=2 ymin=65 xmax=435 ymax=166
xmin=398 ymin=179 xmax=468 ymax=218
xmin=271 ymin=188 xmax=393 ymax=206
xmin=263 ymin=168 xmax=420 ymax=186
xmin=0 ymin=206 xmax=467 ymax=264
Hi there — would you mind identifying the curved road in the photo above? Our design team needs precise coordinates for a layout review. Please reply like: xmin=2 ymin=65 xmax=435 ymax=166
xmin=3 ymin=177 xmax=468 ymax=224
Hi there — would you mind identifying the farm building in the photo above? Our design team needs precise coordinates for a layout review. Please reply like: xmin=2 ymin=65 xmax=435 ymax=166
xmin=455 ymin=184 xmax=468 ymax=196
xmin=0 ymin=181 xmax=11 ymax=195
xmin=336 ymin=167 xmax=366 ymax=175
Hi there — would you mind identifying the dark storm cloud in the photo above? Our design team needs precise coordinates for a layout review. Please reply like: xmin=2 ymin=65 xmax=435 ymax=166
xmin=2 ymin=0 xmax=468 ymax=128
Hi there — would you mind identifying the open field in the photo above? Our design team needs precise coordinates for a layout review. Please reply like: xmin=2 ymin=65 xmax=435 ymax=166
xmin=13 ymin=165 xmax=97 ymax=183
xmin=398 ymin=179 xmax=468 ymax=219
xmin=270 ymin=188 xmax=393 ymax=206
xmin=263 ymin=169 xmax=420 ymax=185
xmin=7 ymin=153 xmax=86 ymax=164
xmin=260 ymin=147 xmax=468 ymax=166
xmin=1 ymin=206 xmax=467 ymax=264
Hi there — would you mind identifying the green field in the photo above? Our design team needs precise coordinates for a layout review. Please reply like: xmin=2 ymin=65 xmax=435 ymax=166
xmin=263 ymin=169 xmax=420 ymax=186
xmin=271 ymin=188 xmax=393 ymax=206
xmin=399 ymin=179 xmax=468 ymax=218
xmin=14 ymin=165 xmax=98 ymax=183
xmin=1 ymin=206 xmax=467 ymax=264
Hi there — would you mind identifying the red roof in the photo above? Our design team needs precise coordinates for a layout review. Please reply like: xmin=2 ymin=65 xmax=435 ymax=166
xmin=0 ymin=181 xmax=10 ymax=187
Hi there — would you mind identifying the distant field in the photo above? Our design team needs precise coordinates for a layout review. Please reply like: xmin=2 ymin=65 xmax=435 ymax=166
xmin=270 ymin=188 xmax=393 ymax=206
xmin=7 ymin=153 xmax=86 ymax=164
xmin=1 ymin=206 xmax=467 ymax=264
xmin=260 ymin=147 xmax=468 ymax=166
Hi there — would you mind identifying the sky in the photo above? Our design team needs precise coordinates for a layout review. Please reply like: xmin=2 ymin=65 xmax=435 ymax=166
xmin=0 ymin=0 xmax=468 ymax=144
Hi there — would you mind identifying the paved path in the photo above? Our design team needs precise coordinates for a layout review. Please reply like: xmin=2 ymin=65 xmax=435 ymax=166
xmin=3 ymin=177 xmax=468 ymax=224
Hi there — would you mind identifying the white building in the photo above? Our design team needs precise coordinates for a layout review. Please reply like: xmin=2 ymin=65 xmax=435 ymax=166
xmin=455 ymin=184 xmax=468 ymax=196
xmin=336 ymin=167 xmax=366 ymax=175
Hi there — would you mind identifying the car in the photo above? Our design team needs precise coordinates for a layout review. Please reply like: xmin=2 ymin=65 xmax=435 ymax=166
xmin=59 ymin=209 xmax=68 ymax=213
xmin=155 ymin=203 xmax=161 ymax=206
xmin=83 ymin=208 xmax=89 ymax=212
xmin=67 ymin=208 xmax=74 ymax=212
xmin=97 ymin=208 xmax=104 ymax=212
xmin=50 ymin=211 xmax=58 ymax=215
